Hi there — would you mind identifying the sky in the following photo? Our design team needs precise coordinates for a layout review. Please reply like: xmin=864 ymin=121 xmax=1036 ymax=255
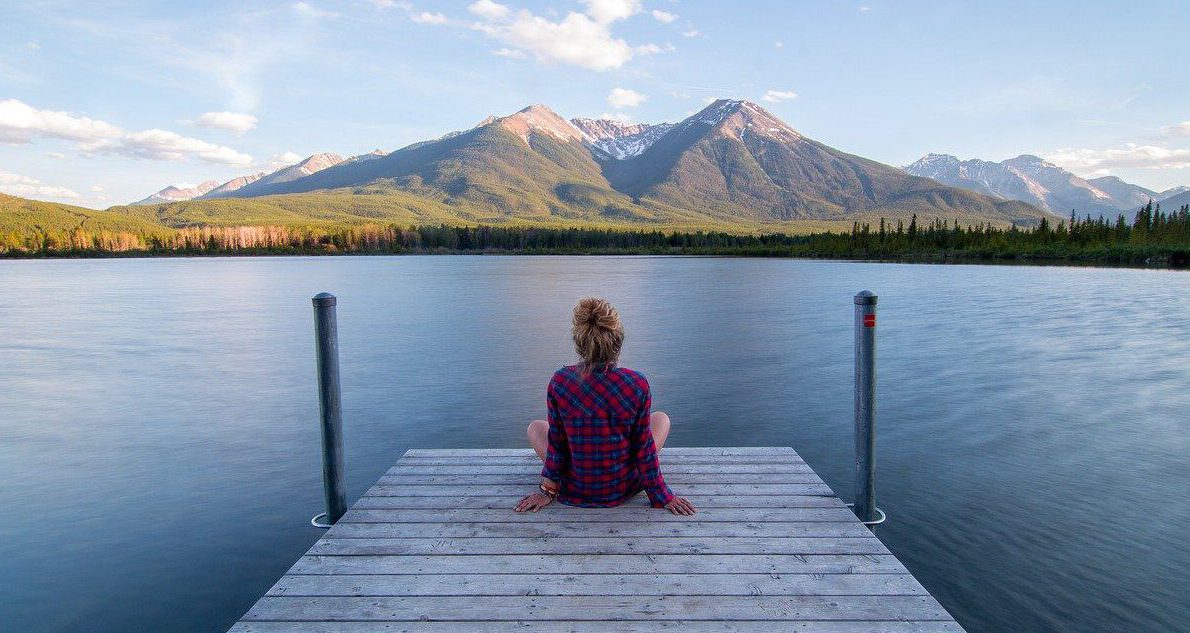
xmin=1 ymin=0 xmax=1189 ymax=208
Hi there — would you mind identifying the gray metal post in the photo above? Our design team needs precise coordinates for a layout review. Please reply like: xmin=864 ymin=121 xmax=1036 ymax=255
xmin=313 ymin=292 xmax=347 ymax=526
xmin=853 ymin=290 xmax=879 ymax=524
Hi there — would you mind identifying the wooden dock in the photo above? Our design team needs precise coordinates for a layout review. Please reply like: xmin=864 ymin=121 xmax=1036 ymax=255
xmin=231 ymin=447 xmax=964 ymax=631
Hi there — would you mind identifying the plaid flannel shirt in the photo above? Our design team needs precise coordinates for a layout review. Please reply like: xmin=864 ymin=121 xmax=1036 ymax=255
xmin=541 ymin=364 xmax=674 ymax=508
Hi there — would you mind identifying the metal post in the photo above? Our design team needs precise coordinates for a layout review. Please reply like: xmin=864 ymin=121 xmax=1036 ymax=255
xmin=312 ymin=292 xmax=346 ymax=528
xmin=853 ymin=290 xmax=882 ymax=525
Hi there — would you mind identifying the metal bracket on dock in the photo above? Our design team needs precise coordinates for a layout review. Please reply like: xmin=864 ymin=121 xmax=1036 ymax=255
xmin=845 ymin=503 xmax=887 ymax=526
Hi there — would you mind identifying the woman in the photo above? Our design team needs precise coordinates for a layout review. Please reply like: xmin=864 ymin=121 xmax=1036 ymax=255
xmin=515 ymin=298 xmax=697 ymax=516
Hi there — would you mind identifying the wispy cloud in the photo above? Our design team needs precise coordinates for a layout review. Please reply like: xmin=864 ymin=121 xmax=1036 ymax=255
xmin=81 ymin=129 xmax=254 ymax=166
xmin=607 ymin=87 xmax=646 ymax=109
xmin=270 ymin=151 xmax=304 ymax=169
xmin=411 ymin=12 xmax=448 ymax=25
xmin=292 ymin=2 xmax=339 ymax=19
xmin=0 ymin=170 xmax=81 ymax=200
xmin=681 ymin=29 xmax=700 ymax=38
xmin=651 ymin=10 xmax=677 ymax=23
xmin=1047 ymin=144 xmax=1190 ymax=174
xmin=1 ymin=99 xmax=252 ymax=166
xmin=369 ymin=0 xmax=412 ymax=9
xmin=761 ymin=89 xmax=798 ymax=103
xmin=0 ymin=99 xmax=122 ymax=144
xmin=193 ymin=111 xmax=258 ymax=133
xmin=467 ymin=0 xmax=646 ymax=71
xmin=1163 ymin=121 xmax=1190 ymax=138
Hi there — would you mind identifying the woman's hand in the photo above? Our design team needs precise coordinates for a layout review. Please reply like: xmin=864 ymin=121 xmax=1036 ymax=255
xmin=514 ymin=491 xmax=554 ymax=513
xmin=664 ymin=497 xmax=697 ymax=516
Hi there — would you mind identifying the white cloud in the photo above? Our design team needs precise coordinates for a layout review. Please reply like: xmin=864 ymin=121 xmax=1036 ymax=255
xmin=682 ymin=29 xmax=700 ymax=37
xmin=0 ymin=99 xmax=123 ymax=144
xmin=90 ymin=185 xmax=105 ymax=192
xmin=774 ymin=41 xmax=784 ymax=49
xmin=82 ymin=129 xmax=254 ymax=166
xmin=470 ymin=1 xmax=642 ymax=71
xmin=651 ymin=10 xmax=677 ymax=23
xmin=1046 ymin=144 xmax=1190 ymax=173
xmin=469 ymin=0 xmax=510 ymax=20
xmin=0 ymin=170 xmax=81 ymax=200
xmin=634 ymin=42 xmax=673 ymax=55
xmin=270 ymin=151 xmax=304 ymax=169
xmin=859 ymin=6 xmax=872 ymax=12
xmin=1164 ymin=121 xmax=1190 ymax=138
xmin=761 ymin=89 xmax=798 ymax=103
xmin=581 ymin=0 xmax=641 ymax=24
xmin=371 ymin=0 xmax=412 ymax=8
xmin=195 ymin=111 xmax=258 ymax=133
xmin=607 ymin=87 xmax=647 ymax=109
xmin=411 ymin=11 xmax=448 ymax=24
xmin=292 ymin=2 xmax=339 ymax=19
xmin=599 ymin=112 xmax=633 ymax=123
xmin=45 ymin=152 xmax=66 ymax=159
xmin=493 ymin=47 xmax=528 ymax=58
xmin=26 ymin=41 xmax=40 ymax=51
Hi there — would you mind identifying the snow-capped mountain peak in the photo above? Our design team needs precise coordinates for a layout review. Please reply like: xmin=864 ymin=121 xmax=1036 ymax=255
xmin=131 ymin=180 xmax=220 ymax=205
xmin=570 ymin=118 xmax=674 ymax=159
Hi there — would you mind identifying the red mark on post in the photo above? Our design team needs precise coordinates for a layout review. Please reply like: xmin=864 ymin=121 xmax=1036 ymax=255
xmin=863 ymin=314 xmax=876 ymax=328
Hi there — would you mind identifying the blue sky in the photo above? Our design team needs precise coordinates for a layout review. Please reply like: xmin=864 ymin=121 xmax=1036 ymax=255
xmin=2 ymin=0 xmax=1189 ymax=208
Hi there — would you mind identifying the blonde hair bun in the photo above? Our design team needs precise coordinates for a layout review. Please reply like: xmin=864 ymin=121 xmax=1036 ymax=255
xmin=572 ymin=297 xmax=624 ymax=367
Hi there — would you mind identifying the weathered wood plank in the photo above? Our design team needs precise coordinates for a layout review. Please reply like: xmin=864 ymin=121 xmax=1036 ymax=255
xmin=307 ymin=537 xmax=890 ymax=556
xmin=402 ymin=447 xmax=799 ymax=458
xmin=288 ymin=554 xmax=912 ymax=576
xmin=231 ymin=447 xmax=963 ymax=632
xmin=394 ymin=455 xmax=810 ymax=467
xmin=232 ymin=621 xmax=966 ymax=632
xmin=345 ymin=506 xmax=856 ymax=521
xmin=325 ymin=520 xmax=872 ymax=539
xmin=349 ymin=494 xmax=845 ymax=510
xmin=362 ymin=483 xmax=837 ymax=497
xmin=387 ymin=463 xmax=818 ymax=475
xmin=341 ymin=508 xmax=859 ymax=524
xmin=242 ymin=595 xmax=952 ymax=622
xmin=376 ymin=473 xmax=828 ymax=485
xmin=266 ymin=572 xmax=930 ymax=597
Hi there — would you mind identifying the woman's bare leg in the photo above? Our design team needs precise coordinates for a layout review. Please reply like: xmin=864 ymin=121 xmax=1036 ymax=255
xmin=650 ymin=411 xmax=671 ymax=451
xmin=527 ymin=419 xmax=549 ymax=462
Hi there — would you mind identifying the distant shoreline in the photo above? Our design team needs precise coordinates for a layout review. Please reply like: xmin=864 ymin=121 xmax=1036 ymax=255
xmin=4 ymin=246 xmax=1187 ymax=269
xmin=4 ymin=212 xmax=1188 ymax=268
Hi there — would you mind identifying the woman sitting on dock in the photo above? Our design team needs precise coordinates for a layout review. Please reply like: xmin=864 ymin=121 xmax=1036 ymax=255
xmin=516 ymin=298 xmax=697 ymax=516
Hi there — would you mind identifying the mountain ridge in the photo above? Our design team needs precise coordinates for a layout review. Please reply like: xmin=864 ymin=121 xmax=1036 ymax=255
xmin=905 ymin=152 xmax=1179 ymax=216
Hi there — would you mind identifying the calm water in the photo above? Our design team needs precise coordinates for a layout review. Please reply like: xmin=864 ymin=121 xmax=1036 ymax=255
xmin=1 ymin=256 xmax=1187 ymax=632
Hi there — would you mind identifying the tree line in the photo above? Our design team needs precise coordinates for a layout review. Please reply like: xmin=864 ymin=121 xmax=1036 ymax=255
xmin=4 ymin=201 xmax=1188 ymax=266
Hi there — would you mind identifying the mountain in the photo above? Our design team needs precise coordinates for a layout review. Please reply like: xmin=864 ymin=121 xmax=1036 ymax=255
xmin=205 ymin=172 xmax=266 ymax=197
xmin=1159 ymin=190 xmax=1190 ymax=210
xmin=132 ymin=180 xmax=219 ymax=205
xmin=905 ymin=153 xmax=1170 ymax=216
xmin=343 ymin=149 xmax=388 ymax=164
xmin=570 ymin=118 xmax=674 ymax=159
xmin=212 ymin=104 xmax=637 ymax=220
xmin=1 ymin=192 xmax=165 ymax=236
xmin=598 ymin=100 xmax=1043 ymax=223
xmin=1087 ymin=176 xmax=1158 ymax=210
xmin=1159 ymin=186 xmax=1190 ymax=201
xmin=212 ymin=152 xmax=344 ymax=198
xmin=126 ymin=101 xmax=1048 ymax=228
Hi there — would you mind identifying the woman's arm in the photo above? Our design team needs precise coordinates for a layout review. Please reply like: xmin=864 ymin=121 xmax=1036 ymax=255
xmin=517 ymin=379 xmax=569 ymax=513
xmin=631 ymin=388 xmax=676 ymax=508
xmin=540 ymin=383 xmax=570 ymax=485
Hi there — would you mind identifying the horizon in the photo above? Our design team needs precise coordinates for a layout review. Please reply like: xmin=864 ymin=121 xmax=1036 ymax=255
xmin=2 ymin=0 xmax=1190 ymax=208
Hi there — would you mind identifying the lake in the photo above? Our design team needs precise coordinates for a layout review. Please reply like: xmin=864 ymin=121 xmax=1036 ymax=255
xmin=1 ymin=256 xmax=1187 ymax=632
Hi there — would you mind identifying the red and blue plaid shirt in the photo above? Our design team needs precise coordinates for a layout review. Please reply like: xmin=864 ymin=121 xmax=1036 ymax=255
xmin=541 ymin=364 xmax=674 ymax=508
